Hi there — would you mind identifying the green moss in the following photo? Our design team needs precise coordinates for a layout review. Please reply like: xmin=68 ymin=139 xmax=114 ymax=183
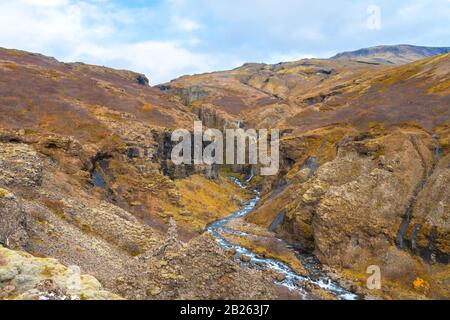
xmin=24 ymin=129 xmax=39 ymax=135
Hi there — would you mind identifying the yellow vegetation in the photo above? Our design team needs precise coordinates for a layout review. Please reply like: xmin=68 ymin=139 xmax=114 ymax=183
xmin=377 ymin=64 xmax=423 ymax=90
xmin=0 ymin=188 xmax=9 ymax=198
xmin=165 ymin=175 xmax=251 ymax=232
xmin=428 ymin=79 xmax=450 ymax=95
xmin=277 ymin=65 xmax=317 ymax=75
xmin=220 ymin=165 xmax=246 ymax=180
xmin=5 ymin=63 xmax=18 ymax=71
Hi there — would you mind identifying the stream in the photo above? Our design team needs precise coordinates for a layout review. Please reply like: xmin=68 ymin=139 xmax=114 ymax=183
xmin=396 ymin=137 xmax=442 ymax=254
xmin=207 ymin=178 xmax=358 ymax=300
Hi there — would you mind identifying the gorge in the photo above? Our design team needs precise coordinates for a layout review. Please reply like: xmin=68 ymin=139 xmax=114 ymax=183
xmin=0 ymin=44 xmax=449 ymax=300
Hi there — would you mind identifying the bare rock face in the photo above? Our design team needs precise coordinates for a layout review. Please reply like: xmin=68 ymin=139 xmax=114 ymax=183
xmin=286 ymin=133 xmax=424 ymax=260
xmin=0 ymin=246 xmax=123 ymax=300
xmin=0 ymin=188 xmax=28 ymax=249
xmin=312 ymin=131 xmax=427 ymax=267
xmin=0 ymin=142 xmax=43 ymax=188
xmin=407 ymin=154 xmax=450 ymax=264
xmin=272 ymin=129 xmax=449 ymax=298
xmin=191 ymin=103 xmax=239 ymax=130
xmin=115 ymin=232 xmax=280 ymax=300
xmin=0 ymin=142 xmax=43 ymax=249
xmin=0 ymin=137 xmax=160 ymax=288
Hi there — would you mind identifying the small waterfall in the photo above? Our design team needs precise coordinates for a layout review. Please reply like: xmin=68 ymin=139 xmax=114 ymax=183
xmin=434 ymin=139 xmax=442 ymax=161
xmin=396 ymin=135 xmax=442 ymax=251
xmin=396 ymin=207 xmax=414 ymax=249
xmin=245 ymin=167 xmax=255 ymax=183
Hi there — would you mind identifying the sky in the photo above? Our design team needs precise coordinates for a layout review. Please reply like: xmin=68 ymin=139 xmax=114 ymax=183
xmin=0 ymin=0 xmax=449 ymax=84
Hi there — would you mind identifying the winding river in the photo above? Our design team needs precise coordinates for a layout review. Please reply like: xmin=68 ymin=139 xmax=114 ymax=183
xmin=207 ymin=178 xmax=358 ymax=300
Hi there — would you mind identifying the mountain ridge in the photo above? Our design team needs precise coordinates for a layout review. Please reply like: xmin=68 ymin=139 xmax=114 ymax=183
xmin=331 ymin=44 xmax=450 ymax=65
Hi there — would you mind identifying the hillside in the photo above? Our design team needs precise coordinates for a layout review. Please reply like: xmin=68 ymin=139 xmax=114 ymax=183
xmin=0 ymin=48 xmax=288 ymax=300
xmin=0 ymin=45 xmax=449 ymax=300
xmin=164 ymin=50 xmax=449 ymax=131
xmin=163 ymin=50 xmax=450 ymax=299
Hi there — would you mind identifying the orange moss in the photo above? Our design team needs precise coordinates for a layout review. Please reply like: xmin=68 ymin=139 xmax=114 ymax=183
xmin=142 ymin=104 xmax=154 ymax=112
xmin=413 ymin=277 xmax=430 ymax=293
xmin=4 ymin=63 xmax=18 ymax=71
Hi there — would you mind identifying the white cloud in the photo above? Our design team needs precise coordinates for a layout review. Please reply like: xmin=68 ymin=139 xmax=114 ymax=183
xmin=0 ymin=0 xmax=115 ymax=52
xmin=171 ymin=15 xmax=204 ymax=31
xmin=0 ymin=0 xmax=448 ymax=84
xmin=267 ymin=52 xmax=322 ymax=64
xmin=67 ymin=41 xmax=219 ymax=84
xmin=21 ymin=0 xmax=70 ymax=7
xmin=0 ymin=0 xmax=225 ymax=84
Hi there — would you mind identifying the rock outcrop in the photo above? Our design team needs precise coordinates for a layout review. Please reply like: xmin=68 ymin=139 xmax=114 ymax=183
xmin=247 ymin=129 xmax=449 ymax=298
xmin=0 ymin=246 xmax=122 ymax=300
xmin=115 ymin=229 xmax=281 ymax=300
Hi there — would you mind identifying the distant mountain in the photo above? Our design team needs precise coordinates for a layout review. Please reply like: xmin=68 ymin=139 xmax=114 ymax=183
xmin=331 ymin=44 xmax=450 ymax=64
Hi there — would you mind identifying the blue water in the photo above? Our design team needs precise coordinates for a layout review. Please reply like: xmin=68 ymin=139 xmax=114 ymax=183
xmin=92 ymin=169 xmax=107 ymax=188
